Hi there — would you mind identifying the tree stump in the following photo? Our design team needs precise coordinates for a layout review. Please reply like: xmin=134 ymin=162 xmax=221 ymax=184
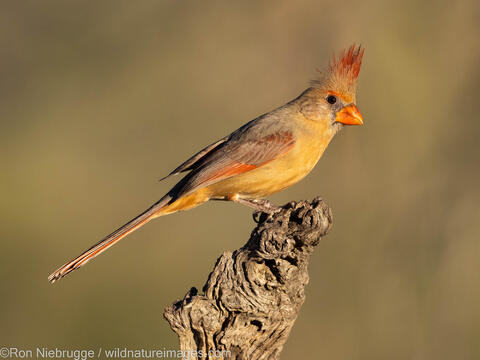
xmin=164 ymin=197 xmax=333 ymax=360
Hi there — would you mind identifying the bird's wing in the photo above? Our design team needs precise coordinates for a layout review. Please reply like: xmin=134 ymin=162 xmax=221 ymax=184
xmin=160 ymin=136 xmax=229 ymax=181
xmin=169 ymin=130 xmax=295 ymax=199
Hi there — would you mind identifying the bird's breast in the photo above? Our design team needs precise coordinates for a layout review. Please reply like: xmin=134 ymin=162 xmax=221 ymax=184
xmin=206 ymin=123 xmax=333 ymax=199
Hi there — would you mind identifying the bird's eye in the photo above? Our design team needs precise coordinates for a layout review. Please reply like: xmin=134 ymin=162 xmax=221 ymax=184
xmin=326 ymin=95 xmax=337 ymax=104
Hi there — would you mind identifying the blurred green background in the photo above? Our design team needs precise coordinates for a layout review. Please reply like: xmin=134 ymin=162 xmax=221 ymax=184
xmin=1 ymin=0 xmax=479 ymax=359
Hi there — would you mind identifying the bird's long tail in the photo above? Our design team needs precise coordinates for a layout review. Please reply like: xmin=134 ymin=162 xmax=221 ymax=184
xmin=48 ymin=196 xmax=173 ymax=283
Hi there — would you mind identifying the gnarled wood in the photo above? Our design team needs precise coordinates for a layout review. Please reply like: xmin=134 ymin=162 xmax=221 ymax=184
xmin=164 ymin=197 xmax=333 ymax=360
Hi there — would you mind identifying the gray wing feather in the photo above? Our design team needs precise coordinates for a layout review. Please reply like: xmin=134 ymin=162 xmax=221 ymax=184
xmin=159 ymin=136 xmax=228 ymax=181
xmin=168 ymin=130 xmax=295 ymax=199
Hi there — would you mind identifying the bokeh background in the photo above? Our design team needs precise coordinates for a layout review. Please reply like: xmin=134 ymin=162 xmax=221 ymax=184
xmin=1 ymin=1 xmax=479 ymax=359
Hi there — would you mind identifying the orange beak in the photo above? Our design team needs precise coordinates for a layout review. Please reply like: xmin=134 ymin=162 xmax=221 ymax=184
xmin=335 ymin=104 xmax=363 ymax=125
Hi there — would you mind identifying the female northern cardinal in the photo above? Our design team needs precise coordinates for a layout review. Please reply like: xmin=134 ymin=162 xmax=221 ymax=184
xmin=49 ymin=44 xmax=364 ymax=283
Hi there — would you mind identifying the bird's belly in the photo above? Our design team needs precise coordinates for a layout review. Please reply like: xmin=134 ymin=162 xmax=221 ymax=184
xmin=206 ymin=136 xmax=329 ymax=199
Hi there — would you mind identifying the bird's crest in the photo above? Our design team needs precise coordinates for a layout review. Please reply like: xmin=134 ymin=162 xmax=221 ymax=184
xmin=312 ymin=44 xmax=364 ymax=99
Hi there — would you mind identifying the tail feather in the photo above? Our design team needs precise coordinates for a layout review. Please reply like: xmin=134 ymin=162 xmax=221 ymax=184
xmin=48 ymin=196 xmax=171 ymax=283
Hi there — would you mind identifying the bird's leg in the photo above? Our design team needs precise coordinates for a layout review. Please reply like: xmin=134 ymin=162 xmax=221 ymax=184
xmin=213 ymin=195 xmax=281 ymax=214
xmin=235 ymin=198 xmax=281 ymax=214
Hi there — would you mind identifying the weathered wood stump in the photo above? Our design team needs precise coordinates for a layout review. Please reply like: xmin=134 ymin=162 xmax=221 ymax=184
xmin=164 ymin=197 xmax=333 ymax=360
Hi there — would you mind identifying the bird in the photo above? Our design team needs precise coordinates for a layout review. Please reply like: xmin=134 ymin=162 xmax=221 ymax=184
xmin=48 ymin=44 xmax=364 ymax=283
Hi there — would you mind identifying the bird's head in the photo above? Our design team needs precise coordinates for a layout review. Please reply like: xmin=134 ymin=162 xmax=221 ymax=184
xmin=300 ymin=44 xmax=364 ymax=134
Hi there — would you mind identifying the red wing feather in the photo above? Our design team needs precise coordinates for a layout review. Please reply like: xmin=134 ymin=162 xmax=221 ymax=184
xmin=202 ymin=162 xmax=257 ymax=183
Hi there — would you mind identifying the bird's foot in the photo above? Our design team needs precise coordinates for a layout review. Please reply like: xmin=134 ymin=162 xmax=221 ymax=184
xmin=236 ymin=198 xmax=281 ymax=214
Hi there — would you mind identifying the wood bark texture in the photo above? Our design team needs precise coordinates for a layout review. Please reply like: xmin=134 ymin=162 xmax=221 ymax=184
xmin=164 ymin=197 xmax=333 ymax=360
